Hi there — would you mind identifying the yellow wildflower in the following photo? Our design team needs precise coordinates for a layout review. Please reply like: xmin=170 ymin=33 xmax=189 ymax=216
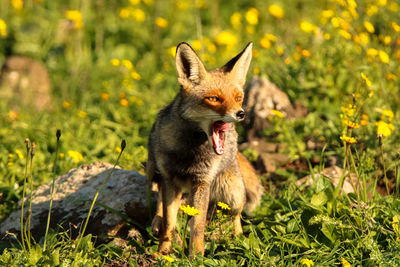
xmin=67 ymin=150 xmax=83 ymax=163
xmin=301 ymin=258 xmax=314 ymax=267
xmin=378 ymin=50 xmax=389 ymax=63
xmin=245 ymin=8 xmax=259 ymax=25
xmin=366 ymin=48 xmax=378 ymax=58
xmin=260 ymin=37 xmax=271 ymax=49
xmin=115 ymin=146 xmax=122 ymax=153
xmin=271 ymin=109 xmax=284 ymax=118
xmin=276 ymin=46 xmax=284 ymax=56
xmin=268 ymin=4 xmax=284 ymax=19
xmin=341 ymin=105 xmax=356 ymax=117
xmin=339 ymin=29 xmax=351 ymax=40
xmin=0 ymin=19 xmax=7 ymax=37
xmin=253 ymin=67 xmax=260 ymax=74
xmin=100 ymin=92 xmax=109 ymax=100
xmin=59 ymin=153 xmax=65 ymax=159
xmin=7 ymin=110 xmax=19 ymax=121
xmin=363 ymin=21 xmax=375 ymax=33
xmin=366 ymin=5 xmax=378 ymax=16
xmin=120 ymin=98 xmax=129 ymax=107
xmin=376 ymin=120 xmax=394 ymax=137
xmin=392 ymin=22 xmax=400 ymax=33
xmin=65 ymin=10 xmax=83 ymax=30
xmin=180 ymin=205 xmax=200 ymax=216
xmin=130 ymin=0 xmax=140 ymax=5
xmin=162 ymin=255 xmax=174 ymax=262
xmin=381 ymin=35 xmax=391 ymax=45
xmin=121 ymin=59 xmax=133 ymax=70
xmin=389 ymin=2 xmax=399 ymax=12
xmin=191 ymin=40 xmax=202 ymax=51
xmin=118 ymin=7 xmax=131 ymax=19
xmin=77 ymin=110 xmax=87 ymax=118
xmin=386 ymin=73 xmax=398 ymax=81
xmin=62 ymin=100 xmax=72 ymax=109
xmin=15 ymin=149 xmax=24 ymax=160
xmin=230 ymin=12 xmax=242 ymax=30
xmin=110 ymin=58 xmax=120 ymax=66
xmin=381 ymin=109 xmax=394 ymax=121
xmin=360 ymin=72 xmax=372 ymax=87
xmin=341 ymin=258 xmax=351 ymax=267
xmin=321 ymin=10 xmax=334 ymax=19
xmin=215 ymin=31 xmax=238 ymax=46
xmin=11 ymin=0 xmax=23 ymax=10
xmin=132 ymin=8 xmax=145 ymax=23
xmin=301 ymin=49 xmax=311 ymax=57
xmin=331 ymin=17 xmax=341 ymax=28
xmin=168 ymin=46 xmax=177 ymax=57
xmin=340 ymin=135 xmax=357 ymax=144
xmin=324 ymin=33 xmax=331 ymax=40
xmin=300 ymin=21 xmax=317 ymax=33
xmin=130 ymin=71 xmax=141 ymax=80
xmin=358 ymin=32 xmax=370 ymax=45
xmin=377 ymin=0 xmax=387 ymax=6
xmin=360 ymin=119 xmax=368 ymax=126
xmin=155 ymin=17 xmax=168 ymax=28
xmin=343 ymin=119 xmax=360 ymax=128
xmin=217 ymin=202 xmax=231 ymax=210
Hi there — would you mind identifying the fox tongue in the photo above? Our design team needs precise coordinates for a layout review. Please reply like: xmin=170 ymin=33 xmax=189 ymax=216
xmin=212 ymin=121 xmax=230 ymax=155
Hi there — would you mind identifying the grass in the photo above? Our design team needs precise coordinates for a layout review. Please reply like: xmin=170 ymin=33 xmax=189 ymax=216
xmin=1 ymin=0 xmax=400 ymax=265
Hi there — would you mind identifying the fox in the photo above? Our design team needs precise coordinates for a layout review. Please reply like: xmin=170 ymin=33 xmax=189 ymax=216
xmin=147 ymin=42 xmax=264 ymax=256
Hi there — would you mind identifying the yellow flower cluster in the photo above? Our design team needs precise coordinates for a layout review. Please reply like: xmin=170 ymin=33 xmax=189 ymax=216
xmin=215 ymin=31 xmax=238 ymax=47
xmin=110 ymin=58 xmax=141 ymax=81
xmin=119 ymin=7 xmax=145 ymax=23
xmin=260 ymin=33 xmax=277 ymax=49
xmin=180 ymin=205 xmax=200 ymax=216
xmin=268 ymin=4 xmax=284 ymax=19
xmin=217 ymin=202 xmax=231 ymax=210
xmin=393 ymin=215 xmax=400 ymax=241
xmin=300 ymin=258 xmax=314 ymax=267
xmin=0 ymin=19 xmax=7 ymax=37
xmin=11 ymin=0 xmax=23 ymax=11
xmin=340 ymin=135 xmax=357 ymax=144
xmin=155 ymin=17 xmax=168 ymax=28
xmin=341 ymin=258 xmax=351 ymax=267
xmin=65 ymin=10 xmax=83 ymax=30
xmin=67 ymin=150 xmax=83 ymax=163
xmin=375 ymin=109 xmax=395 ymax=137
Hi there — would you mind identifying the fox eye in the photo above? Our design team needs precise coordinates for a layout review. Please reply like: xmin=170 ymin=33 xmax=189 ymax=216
xmin=206 ymin=96 xmax=219 ymax=102
xmin=235 ymin=96 xmax=243 ymax=102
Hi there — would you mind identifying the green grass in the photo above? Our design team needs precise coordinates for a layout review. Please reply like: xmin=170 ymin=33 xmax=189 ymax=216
xmin=1 ymin=0 xmax=400 ymax=265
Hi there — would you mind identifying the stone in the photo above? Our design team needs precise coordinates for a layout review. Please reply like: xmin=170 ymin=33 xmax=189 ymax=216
xmin=0 ymin=56 xmax=52 ymax=111
xmin=0 ymin=162 xmax=155 ymax=243
xmin=243 ymin=76 xmax=307 ymax=139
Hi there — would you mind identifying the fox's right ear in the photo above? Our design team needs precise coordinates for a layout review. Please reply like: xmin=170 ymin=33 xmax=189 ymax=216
xmin=176 ymin=42 xmax=207 ymax=88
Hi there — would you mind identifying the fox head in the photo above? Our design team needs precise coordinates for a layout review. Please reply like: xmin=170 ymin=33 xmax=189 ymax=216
xmin=175 ymin=42 xmax=253 ymax=155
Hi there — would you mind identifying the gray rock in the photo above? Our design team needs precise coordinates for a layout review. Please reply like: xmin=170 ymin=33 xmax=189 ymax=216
xmin=243 ymin=76 xmax=307 ymax=139
xmin=0 ymin=162 xmax=154 ymax=242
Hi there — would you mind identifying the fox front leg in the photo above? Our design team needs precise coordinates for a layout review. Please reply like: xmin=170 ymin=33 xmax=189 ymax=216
xmin=189 ymin=182 xmax=210 ymax=256
xmin=157 ymin=181 xmax=182 ymax=255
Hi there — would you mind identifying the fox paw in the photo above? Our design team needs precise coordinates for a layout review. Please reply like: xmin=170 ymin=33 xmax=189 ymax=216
xmin=151 ymin=215 xmax=163 ymax=237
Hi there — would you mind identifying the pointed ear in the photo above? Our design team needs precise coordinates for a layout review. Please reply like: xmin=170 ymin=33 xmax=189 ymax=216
xmin=176 ymin=42 xmax=207 ymax=86
xmin=221 ymin=42 xmax=253 ymax=87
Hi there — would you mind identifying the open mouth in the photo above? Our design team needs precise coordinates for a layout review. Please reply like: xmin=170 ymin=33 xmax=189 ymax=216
xmin=211 ymin=121 xmax=230 ymax=155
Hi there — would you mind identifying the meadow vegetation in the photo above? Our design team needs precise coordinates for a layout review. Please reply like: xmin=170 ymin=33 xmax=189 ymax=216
xmin=0 ymin=0 xmax=400 ymax=265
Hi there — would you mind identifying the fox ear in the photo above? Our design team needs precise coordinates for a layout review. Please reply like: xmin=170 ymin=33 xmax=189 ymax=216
xmin=176 ymin=42 xmax=207 ymax=86
xmin=221 ymin=42 xmax=253 ymax=87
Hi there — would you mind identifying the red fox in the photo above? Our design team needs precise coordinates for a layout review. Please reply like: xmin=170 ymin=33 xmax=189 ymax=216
xmin=147 ymin=42 xmax=263 ymax=256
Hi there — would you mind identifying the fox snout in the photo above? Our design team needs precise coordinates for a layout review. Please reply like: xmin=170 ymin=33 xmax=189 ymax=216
xmin=236 ymin=110 xmax=245 ymax=120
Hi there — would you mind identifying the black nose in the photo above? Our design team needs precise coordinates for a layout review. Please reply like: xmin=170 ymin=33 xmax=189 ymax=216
xmin=236 ymin=110 xmax=245 ymax=119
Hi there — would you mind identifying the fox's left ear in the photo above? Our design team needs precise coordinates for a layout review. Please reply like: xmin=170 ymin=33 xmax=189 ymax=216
xmin=221 ymin=42 xmax=253 ymax=87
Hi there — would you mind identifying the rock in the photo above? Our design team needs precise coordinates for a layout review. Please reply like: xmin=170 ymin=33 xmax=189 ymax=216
xmin=0 ymin=162 xmax=155 ymax=242
xmin=256 ymin=153 xmax=290 ymax=174
xmin=243 ymin=76 xmax=307 ymax=139
xmin=0 ymin=56 xmax=52 ymax=111
xmin=296 ymin=166 xmax=358 ymax=194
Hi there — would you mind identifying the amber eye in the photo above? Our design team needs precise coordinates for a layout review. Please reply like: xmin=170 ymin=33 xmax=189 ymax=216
xmin=235 ymin=96 xmax=243 ymax=102
xmin=206 ymin=96 xmax=219 ymax=102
